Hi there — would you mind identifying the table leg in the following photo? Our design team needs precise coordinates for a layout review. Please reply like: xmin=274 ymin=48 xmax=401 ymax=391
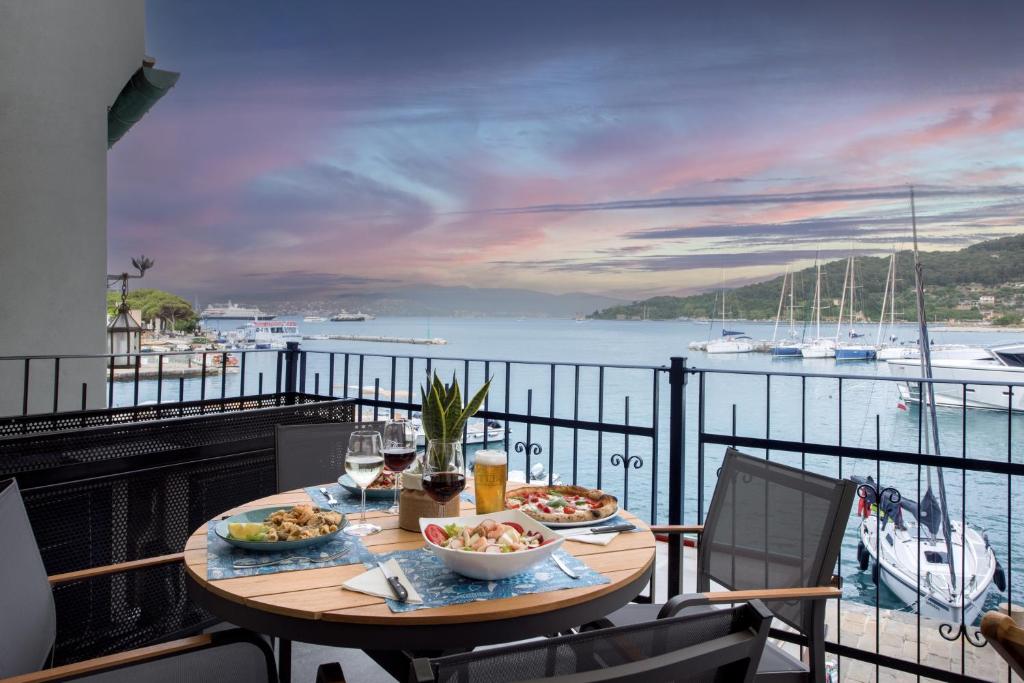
xmin=279 ymin=637 xmax=292 ymax=683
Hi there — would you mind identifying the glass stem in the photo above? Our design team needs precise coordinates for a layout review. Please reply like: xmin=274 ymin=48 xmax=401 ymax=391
xmin=393 ymin=480 xmax=400 ymax=509
xmin=360 ymin=488 xmax=367 ymax=524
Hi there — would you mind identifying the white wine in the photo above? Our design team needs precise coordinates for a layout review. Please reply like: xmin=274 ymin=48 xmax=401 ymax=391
xmin=346 ymin=454 xmax=384 ymax=488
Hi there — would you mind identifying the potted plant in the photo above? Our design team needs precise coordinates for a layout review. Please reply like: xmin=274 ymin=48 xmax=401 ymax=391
xmin=398 ymin=372 xmax=491 ymax=530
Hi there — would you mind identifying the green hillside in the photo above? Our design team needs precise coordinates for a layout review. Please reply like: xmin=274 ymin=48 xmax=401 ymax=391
xmin=593 ymin=235 xmax=1024 ymax=325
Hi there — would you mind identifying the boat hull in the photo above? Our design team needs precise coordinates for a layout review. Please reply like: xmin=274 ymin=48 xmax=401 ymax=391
xmin=771 ymin=344 xmax=803 ymax=357
xmin=887 ymin=359 xmax=1024 ymax=411
xmin=836 ymin=346 xmax=877 ymax=361
xmin=706 ymin=339 xmax=754 ymax=354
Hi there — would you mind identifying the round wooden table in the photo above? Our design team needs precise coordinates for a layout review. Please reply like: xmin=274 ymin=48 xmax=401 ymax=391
xmin=185 ymin=486 xmax=655 ymax=653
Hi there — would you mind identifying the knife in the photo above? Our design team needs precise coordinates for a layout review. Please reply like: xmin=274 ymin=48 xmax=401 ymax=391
xmin=560 ymin=523 xmax=636 ymax=536
xmin=378 ymin=561 xmax=409 ymax=602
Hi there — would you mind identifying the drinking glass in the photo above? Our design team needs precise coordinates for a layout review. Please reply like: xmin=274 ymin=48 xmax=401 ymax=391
xmin=421 ymin=440 xmax=465 ymax=518
xmin=473 ymin=450 xmax=508 ymax=514
xmin=343 ymin=430 xmax=384 ymax=536
xmin=382 ymin=419 xmax=418 ymax=514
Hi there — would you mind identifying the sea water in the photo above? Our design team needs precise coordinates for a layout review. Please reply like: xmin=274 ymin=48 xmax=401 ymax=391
xmin=123 ymin=317 xmax=1023 ymax=618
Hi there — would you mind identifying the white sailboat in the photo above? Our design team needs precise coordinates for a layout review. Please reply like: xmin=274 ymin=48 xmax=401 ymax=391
xmin=771 ymin=268 xmax=804 ymax=357
xmin=856 ymin=189 xmax=1005 ymax=625
xmin=875 ymin=248 xmax=909 ymax=361
xmin=834 ymin=255 xmax=877 ymax=361
xmin=802 ymin=256 xmax=836 ymax=358
xmin=706 ymin=284 xmax=753 ymax=354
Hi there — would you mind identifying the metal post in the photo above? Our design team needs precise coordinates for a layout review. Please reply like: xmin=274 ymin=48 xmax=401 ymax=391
xmin=283 ymin=341 xmax=300 ymax=404
xmin=667 ymin=356 xmax=687 ymax=598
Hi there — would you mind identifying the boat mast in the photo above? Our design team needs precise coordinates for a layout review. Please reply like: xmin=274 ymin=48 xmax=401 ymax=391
xmin=789 ymin=269 xmax=795 ymax=336
xmin=910 ymin=186 xmax=957 ymax=590
xmin=876 ymin=251 xmax=893 ymax=346
xmin=814 ymin=254 xmax=822 ymax=338
xmin=773 ymin=269 xmax=788 ymax=343
xmin=836 ymin=257 xmax=851 ymax=340
xmin=890 ymin=246 xmax=898 ymax=332
xmin=849 ymin=256 xmax=858 ymax=336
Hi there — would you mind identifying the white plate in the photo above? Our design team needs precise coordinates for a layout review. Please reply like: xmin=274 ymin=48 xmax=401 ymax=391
xmin=420 ymin=509 xmax=563 ymax=581
xmin=536 ymin=508 xmax=621 ymax=528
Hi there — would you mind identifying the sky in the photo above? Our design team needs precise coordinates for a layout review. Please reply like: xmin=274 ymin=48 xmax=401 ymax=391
xmin=108 ymin=1 xmax=1024 ymax=303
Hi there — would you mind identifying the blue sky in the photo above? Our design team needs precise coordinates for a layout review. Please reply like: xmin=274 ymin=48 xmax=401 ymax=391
xmin=108 ymin=1 xmax=1024 ymax=301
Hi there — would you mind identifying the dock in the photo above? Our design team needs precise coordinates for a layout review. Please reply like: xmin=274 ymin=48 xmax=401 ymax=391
xmin=302 ymin=335 xmax=447 ymax=345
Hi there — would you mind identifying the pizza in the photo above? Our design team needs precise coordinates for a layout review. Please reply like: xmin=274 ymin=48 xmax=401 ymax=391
xmin=505 ymin=485 xmax=618 ymax=524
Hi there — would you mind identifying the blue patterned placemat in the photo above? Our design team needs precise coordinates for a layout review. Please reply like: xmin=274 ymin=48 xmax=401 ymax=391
xmin=206 ymin=521 xmax=372 ymax=580
xmin=367 ymin=548 xmax=609 ymax=612
xmin=304 ymin=483 xmax=396 ymax=514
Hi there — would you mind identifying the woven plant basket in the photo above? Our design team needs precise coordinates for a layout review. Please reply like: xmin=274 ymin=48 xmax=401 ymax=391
xmin=399 ymin=471 xmax=460 ymax=531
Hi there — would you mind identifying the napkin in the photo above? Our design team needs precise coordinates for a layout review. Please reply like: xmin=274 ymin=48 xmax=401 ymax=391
xmin=556 ymin=529 xmax=619 ymax=546
xmin=342 ymin=558 xmax=423 ymax=603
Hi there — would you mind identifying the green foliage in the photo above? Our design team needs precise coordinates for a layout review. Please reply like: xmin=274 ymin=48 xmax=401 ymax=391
xmin=592 ymin=235 xmax=1024 ymax=323
xmin=107 ymin=288 xmax=198 ymax=332
xmin=992 ymin=313 xmax=1022 ymax=326
xmin=420 ymin=371 xmax=492 ymax=442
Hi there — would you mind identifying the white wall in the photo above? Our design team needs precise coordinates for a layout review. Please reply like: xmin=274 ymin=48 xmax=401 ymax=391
xmin=0 ymin=0 xmax=145 ymax=415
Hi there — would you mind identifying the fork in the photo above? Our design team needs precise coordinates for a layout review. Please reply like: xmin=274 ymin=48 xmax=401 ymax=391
xmin=232 ymin=550 xmax=348 ymax=569
xmin=319 ymin=487 xmax=339 ymax=506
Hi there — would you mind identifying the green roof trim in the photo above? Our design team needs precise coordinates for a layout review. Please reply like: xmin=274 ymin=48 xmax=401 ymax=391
xmin=107 ymin=66 xmax=180 ymax=148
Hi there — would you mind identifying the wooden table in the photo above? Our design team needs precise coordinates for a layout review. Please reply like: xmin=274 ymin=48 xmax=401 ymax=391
xmin=184 ymin=485 xmax=655 ymax=676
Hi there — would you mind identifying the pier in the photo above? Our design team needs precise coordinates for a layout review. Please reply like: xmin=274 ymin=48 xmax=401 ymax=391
xmin=302 ymin=334 xmax=447 ymax=345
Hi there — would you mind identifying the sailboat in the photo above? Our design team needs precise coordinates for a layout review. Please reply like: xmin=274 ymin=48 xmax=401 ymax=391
xmin=855 ymin=189 xmax=1005 ymax=625
xmin=834 ymin=255 xmax=877 ymax=361
xmin=706 ymin=283 xmax=753 ymax=354
xmin=801 ymin=255 xmax=836 ymax=358
xmin=874 ymin=248 xmax=909 ymax=360
xmin=771 ymin=267 xmax=803 ymax=357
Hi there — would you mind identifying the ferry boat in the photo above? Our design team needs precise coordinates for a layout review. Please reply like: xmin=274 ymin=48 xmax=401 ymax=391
xmin=200 ymin=301 xmax=275 ymax=320
xmin=239 ymin=321 xmax=300 ymax=349
xmin=330 ymin=310 xmax=374 ymax=322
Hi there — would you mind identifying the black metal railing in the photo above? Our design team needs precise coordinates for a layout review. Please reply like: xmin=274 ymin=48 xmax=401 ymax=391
xmin=2 ymin=343 xmax=1022 ymax=681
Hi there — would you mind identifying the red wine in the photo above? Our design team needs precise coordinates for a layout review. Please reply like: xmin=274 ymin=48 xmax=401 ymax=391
xmin=422 ymin=472 xmax=466 ymax=503
xmin=383 ymin=447 xmax=416 ymax=471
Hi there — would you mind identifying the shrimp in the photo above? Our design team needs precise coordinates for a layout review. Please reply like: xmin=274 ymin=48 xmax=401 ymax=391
xmin=472 ymin=535 xmax=489 ymax=551
xmin=485 ymin=524 xmax=505 ymax=540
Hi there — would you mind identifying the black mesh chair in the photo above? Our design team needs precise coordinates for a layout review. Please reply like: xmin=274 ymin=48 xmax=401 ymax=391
xmin=275 ymin=421 xmax=385 ymax=491
xmin=0 ymin=478 xmax=277 ymax=682
xmin=409 ymin=600 xmax=773 ymax=683
xmin=588 ymin=448 xmax=856 ymax=683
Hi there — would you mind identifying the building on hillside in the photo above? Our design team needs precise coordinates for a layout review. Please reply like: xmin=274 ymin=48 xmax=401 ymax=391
xmin=0 ymin=1 xmax=178 ymax=414
xmin=979 ymin=295 xmax=996 ymax=306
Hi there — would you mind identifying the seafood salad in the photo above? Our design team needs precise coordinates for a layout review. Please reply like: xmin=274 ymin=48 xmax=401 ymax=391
xmin=228 ymin=504 xmax=343 ymax=542
xmin=423 ymin=519 xmax=550 ymax=553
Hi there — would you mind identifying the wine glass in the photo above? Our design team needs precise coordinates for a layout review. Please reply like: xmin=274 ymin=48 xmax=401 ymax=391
xmin=421 ymin=441 xmax=465 ymax=518
xmin=343 ymin=430 xmax=384 ymax=536
xmin=382 ymin=419 xmax=418 ymax=514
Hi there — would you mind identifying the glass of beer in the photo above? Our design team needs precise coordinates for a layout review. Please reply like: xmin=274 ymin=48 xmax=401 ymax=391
xmin=473 ymin=450 xmax=508 ymax=514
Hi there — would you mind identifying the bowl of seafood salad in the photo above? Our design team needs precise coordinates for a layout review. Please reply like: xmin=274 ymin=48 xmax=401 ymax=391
xmin=420 ymin=509 xmax=563 ymax=580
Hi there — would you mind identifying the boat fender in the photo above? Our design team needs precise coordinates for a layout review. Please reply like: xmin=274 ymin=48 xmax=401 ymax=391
xmin=857 ymin=541 xmax=869 ymax=571
xmin=871 ymin=561 xmax=879 ymax=585
xmin=994 ymin=561 xmax=1006 ymax=593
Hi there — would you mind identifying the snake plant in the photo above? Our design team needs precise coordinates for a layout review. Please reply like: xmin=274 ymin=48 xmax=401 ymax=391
xmin=420 ymin=371 xmax=492 ymax=443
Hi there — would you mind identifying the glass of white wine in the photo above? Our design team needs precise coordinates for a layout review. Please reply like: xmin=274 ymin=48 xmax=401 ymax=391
xmin=343 ymin=430 xmax=384 ymax=536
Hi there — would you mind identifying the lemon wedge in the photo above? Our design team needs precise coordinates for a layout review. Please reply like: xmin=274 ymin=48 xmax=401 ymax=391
xmin=228 ymin=522 xmax=268 ymax=541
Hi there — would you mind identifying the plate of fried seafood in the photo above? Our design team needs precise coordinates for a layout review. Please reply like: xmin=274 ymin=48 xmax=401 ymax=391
xmin=214 ymin=504 xmax=346 ymax=551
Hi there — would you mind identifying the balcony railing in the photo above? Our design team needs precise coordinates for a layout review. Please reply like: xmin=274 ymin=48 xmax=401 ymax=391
xmin=1 ymin=344 xmax=1021 ymax=682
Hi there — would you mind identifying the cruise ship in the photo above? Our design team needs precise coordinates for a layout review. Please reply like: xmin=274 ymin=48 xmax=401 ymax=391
xmin=199 ymin=301 xmax=275 ymax=320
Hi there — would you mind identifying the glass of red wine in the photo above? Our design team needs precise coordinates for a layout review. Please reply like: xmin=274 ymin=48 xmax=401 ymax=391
xmin=382 ymin=419 xmax=417 ymax=514
xmin=421 ymin=440 xmax=465 ymax=518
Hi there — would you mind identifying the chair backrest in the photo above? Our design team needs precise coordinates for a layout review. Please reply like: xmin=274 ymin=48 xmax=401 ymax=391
xmin=698 ymin=448 xmax=856 ymax=635
xmin=981 ymin=611 xmax=1024 ymax=679
xmin=274 ymin=421 xmax=384 ymax=492
xmin=0 ymin=478 xmax=56 ymax=678
xmin=412 ymin=600 xmax=772 ymax=683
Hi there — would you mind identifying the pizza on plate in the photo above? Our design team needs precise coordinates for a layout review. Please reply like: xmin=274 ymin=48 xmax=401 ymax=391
xmin=505 ymin=485 xmax=618 ymax=524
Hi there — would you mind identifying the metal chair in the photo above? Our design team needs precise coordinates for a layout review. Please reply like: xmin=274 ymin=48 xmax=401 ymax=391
xmin=981 ymin=611 xmax=1024 ymax=679
xmin=587 ymin=448 xmax=856 ymax=683
xmin=0 ymin=478 xmax=277 ymax=682
xmin=275 ymin=421 xmax=384 ymax=491
xmin=408 ymin=600 xmax=773 ymax=683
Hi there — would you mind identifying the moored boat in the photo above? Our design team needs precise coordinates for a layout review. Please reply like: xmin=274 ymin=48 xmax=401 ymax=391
xmin=887 ymin=342 xmax=1024 ymax=411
